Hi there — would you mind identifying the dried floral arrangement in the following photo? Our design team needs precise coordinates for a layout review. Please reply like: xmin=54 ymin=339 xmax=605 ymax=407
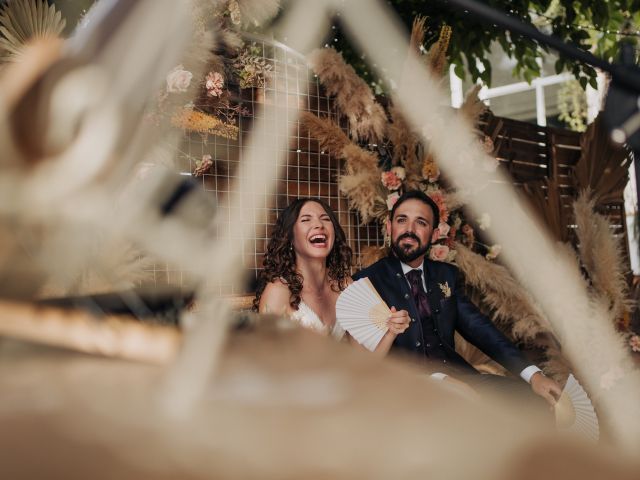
xmin=0 ymin=0 xmax=283 ymax=295
xmin=303 ymin=18 xmax=638 ymax=371
xmin=522 ymin=116 xmax=638 ymax=360
xmin=303 ymin=19 xmax=503 ymax=266
xmin=145 ymin=0 xmax=280 ymax=175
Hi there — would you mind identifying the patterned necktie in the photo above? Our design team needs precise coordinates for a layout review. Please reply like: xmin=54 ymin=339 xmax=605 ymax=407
xmin=406 ymin=269 xmax=432 ymax=319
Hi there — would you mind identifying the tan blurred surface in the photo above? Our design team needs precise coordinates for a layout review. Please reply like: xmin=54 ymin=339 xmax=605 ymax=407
xmin=0 ymin=317 xmax=637 ymax=480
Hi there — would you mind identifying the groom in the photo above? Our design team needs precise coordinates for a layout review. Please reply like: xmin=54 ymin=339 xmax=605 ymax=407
xmin=353 ymin=190 xmax=561 ymax=405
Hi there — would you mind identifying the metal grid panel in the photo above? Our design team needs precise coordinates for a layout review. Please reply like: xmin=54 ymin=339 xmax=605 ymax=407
xmin=146 ymin=38 xmax=383 ymax=293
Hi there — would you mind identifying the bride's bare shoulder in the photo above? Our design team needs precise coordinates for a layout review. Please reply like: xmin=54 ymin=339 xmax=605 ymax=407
xmin=259 ymin=279 xmax=292 ymax=314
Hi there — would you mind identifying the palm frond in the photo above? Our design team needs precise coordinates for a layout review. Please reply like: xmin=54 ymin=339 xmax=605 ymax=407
xmin=521 ymin=177 xmax=570 ymax=243
xmin=575 ymin=115 xmax=631 ymax=204
xmin=0 ymin=0 xmax=65 ymax=62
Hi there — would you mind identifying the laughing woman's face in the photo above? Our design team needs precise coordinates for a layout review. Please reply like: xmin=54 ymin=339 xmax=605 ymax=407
xmin=292 ymin=201 xmax=335 ymax=260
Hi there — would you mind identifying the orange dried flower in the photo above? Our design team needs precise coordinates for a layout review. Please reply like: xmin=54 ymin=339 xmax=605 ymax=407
xmin=422 ymin=155 xmax=440 ymax=182
xmin=171 ymin=109 xmax=238 ymax=140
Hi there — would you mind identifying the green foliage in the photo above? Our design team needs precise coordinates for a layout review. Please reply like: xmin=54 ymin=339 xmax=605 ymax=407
xmin=557 ymin=79 xmax=588 ymax=131
xmin=331 ymin=0 xmax=640 ymax=88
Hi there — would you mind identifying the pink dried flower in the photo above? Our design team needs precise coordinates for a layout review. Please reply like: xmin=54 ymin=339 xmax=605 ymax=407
xmin=166 ymin=64 xmax=193 ymax=93
xmin=428 ymin=190 xmax=449 ymax=223
xmin=431 ymin=221 xmax=451 ymax=242
xmin=205 ymin=71 xmax=224 ymax=97
xmin=429 ymin=244 xmax=450 ymax=262
xmin=630 ymin=335 xmax=640 ymax=353
xmin=445 ymin=235 xmax=456 ymax=248
xmin=461 ymin=224 xmax=474 ymax=236
xmin=386 ymin=192 xmax=400 ymax=210
xmin=381 ymin=171 xmax=402 ymax=191
xmin=193 ymin=154 xmax=213 ymax=177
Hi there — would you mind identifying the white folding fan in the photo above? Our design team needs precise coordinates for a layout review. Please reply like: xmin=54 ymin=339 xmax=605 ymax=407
xmin=554 ymin=374 xmax=599 ymax=442
xmin=336 ymin=278 xmax=390 ymax=351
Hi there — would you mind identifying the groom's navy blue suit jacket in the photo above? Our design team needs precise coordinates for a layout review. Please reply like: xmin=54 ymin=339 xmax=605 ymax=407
xmin=353 ymin=255 xmax=529 ymax=376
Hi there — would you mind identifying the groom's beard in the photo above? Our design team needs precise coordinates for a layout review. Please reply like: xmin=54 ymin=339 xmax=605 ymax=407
xmin=391 ymin=232 xmax=430 ymax=264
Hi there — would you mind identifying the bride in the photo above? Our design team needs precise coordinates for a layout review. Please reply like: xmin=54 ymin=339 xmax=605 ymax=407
xmin=253 ymin=197 xmax=352 ymax=339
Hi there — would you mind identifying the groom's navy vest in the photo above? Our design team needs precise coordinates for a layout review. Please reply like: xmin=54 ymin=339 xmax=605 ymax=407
xmin=353 ymin=256 xmax=529 ymax=377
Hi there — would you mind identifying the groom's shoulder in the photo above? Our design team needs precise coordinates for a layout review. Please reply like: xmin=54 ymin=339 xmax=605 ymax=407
xmin=352 ymin=256 xmax=391 ymax=280
xmin=426 ymin=259 xmax=460 ymax=281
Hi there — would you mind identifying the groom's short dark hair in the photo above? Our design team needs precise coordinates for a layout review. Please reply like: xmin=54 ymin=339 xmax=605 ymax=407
xmin=390 ymin=190 xmax=440 ymax=227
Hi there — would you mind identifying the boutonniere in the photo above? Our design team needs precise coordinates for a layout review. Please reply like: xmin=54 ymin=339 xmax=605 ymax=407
xmin=438 ymin=281 xmax=451 ymax=298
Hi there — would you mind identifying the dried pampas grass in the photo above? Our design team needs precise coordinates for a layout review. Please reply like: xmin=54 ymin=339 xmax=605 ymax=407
xmin=307 ymin=47 xmax=386 ymax=142
xmin=339 ymin=178 xmax=382 ymax=224
xmin=235 ymin=0 xmax=281 ymax=28
xmin=342 ymin=143 xmax=381 ymax=174
xmin=454 ymin=244 xmax=552 ymax=343
xmin=387 ymin=105 xmax=422 ymax=188
xmin=459 ymin=84 xmax=487 ymax=125
xmin=408 ymin=17 xmax=451 ymax=77
xmin=427 ymin=25 xmax=452 ymax=77
xmin=410 ymin=16 xmax=427 ymax=55
xmin=454 ymin=244 xmax=573 ymax=380
xmin=538 ymin=334 xmax=572 ymax=383
xmin=299 ymin=110 xmax=384 ymax=223
xmin=573 ymin=191 xmax=632 ymax=323
xmin=359 ymin=245 xmax=389 ymax=269
xmin=300 ymin=111 xmax=351 ymax=154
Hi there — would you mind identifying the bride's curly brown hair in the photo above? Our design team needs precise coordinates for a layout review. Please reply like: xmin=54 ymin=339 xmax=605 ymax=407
xmin=253 ymin=197 xmax=352 ymax=311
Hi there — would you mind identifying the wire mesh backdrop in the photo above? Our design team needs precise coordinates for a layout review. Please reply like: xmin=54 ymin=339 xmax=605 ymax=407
xmin=146 ymin=35 xmax=383 ymax=295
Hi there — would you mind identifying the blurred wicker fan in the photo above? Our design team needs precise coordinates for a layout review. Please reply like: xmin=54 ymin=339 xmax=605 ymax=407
xmin=0 ymin=0 xmax=66 ymax=62
xmin=554 ymin=374 xmax=599 ymax=442
xmin=336 ymin=278 xmax=390 ymax=351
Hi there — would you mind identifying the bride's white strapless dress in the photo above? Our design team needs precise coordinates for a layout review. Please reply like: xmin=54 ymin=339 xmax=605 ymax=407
xmin=291 ymin=301 xmax=345 ymax=340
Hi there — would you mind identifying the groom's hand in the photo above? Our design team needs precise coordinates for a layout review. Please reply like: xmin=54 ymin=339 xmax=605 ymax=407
xmin=387 ymin=307 xmax=410 ymax=335
xmin=530 ymin=372 xmax=562 ymax=406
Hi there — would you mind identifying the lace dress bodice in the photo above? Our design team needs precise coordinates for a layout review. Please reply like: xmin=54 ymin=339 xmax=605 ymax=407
xmin=291 ymin=301 xmax=345 ymax=340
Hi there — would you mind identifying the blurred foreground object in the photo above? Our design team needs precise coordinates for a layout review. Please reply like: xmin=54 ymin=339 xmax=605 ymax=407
xmin=1 ymin=316 xmax=638 ymax=479
xmin=0 ymin=298 xmax=181 ymax=364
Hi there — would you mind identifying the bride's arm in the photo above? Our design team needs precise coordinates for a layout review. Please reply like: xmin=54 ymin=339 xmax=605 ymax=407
xmin=258 ymin=280 xmax=293 ymax=316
